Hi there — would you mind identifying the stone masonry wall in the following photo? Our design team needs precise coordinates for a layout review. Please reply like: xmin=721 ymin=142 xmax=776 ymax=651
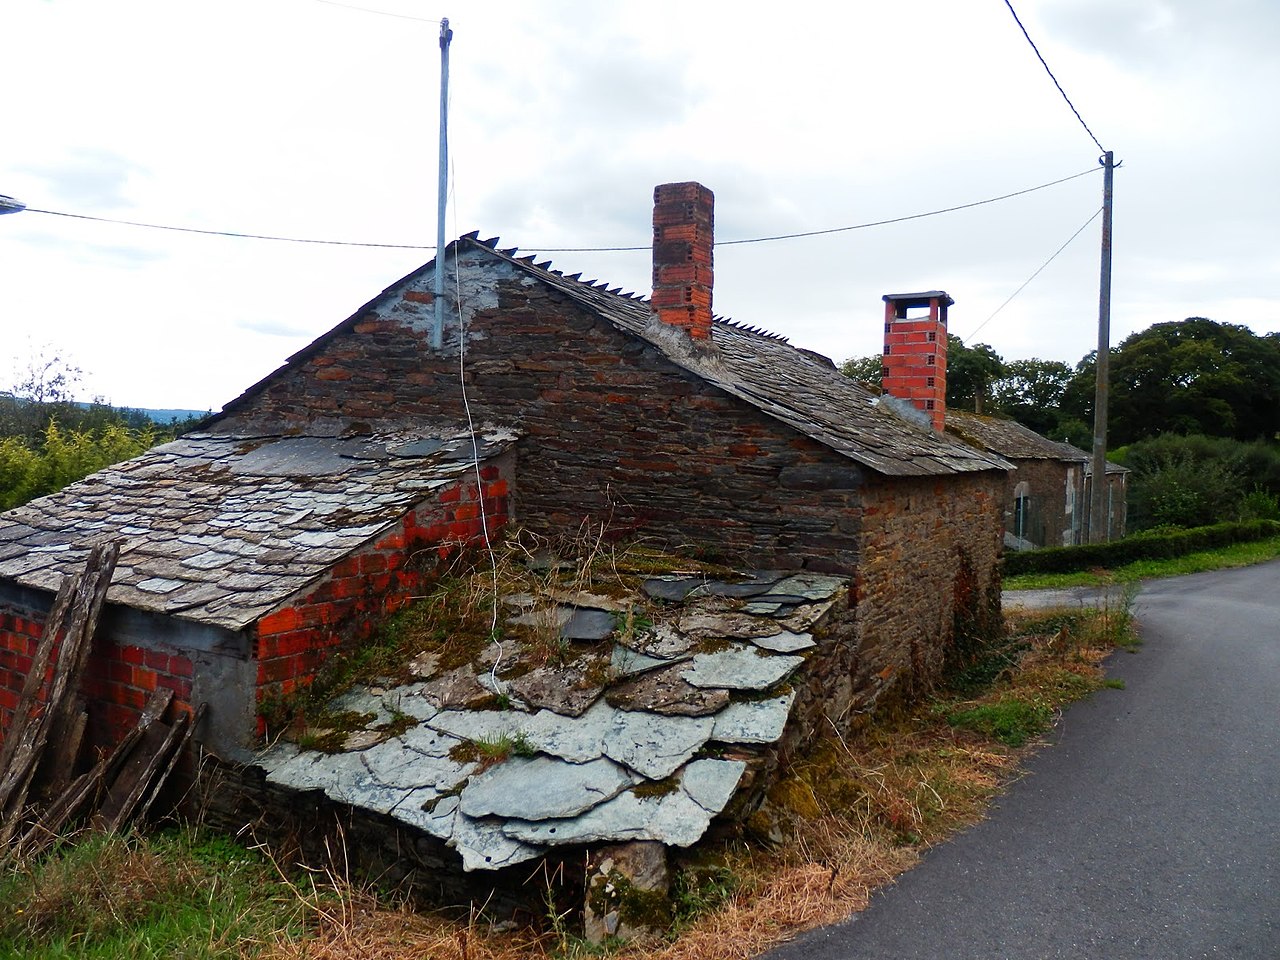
xmin=1005 ymin=457 xmax=1078 ymax=549
xmin=254 ymin=456 xmax=513 ymax=737
xmin=213 ymin=254 xmax=869 ymax=574
xmin=852 ymin=471 xmax=1005 ymax=704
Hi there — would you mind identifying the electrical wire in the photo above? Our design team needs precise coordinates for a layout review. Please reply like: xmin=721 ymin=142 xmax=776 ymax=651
xmin=1002 ymin=0 xmax=1106 ymax=155
xmin=309 ymin=0 xmax=442 ymax=23
xmin=962 ymin=206 xmax=1103 ymax=342
xmin=532 ymin=167 xmax=1100 ymax=251
xmin=19 ymin=167 xmax=1099 ymax=254
xmin=23 ymin=208 xmax=435 ymax=249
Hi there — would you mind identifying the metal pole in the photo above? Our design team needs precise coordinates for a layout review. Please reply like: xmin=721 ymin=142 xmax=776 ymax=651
xmin=1089 ymin=150 xmax=1115 ymax=543
xmin=432 ymin=18 xmax=453 ymax=351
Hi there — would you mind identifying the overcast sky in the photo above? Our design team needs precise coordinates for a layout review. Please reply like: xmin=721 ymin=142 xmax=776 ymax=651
xmin=2 ymin=0 xmax=1277 ymax=412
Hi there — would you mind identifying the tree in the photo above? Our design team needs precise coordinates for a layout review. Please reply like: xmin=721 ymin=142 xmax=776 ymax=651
xmin=1067 ymin=319 xmax=1280 ymax=446
xmin=838 ymin=354 xmax=883 ymax=389
xmin=945 ymin=336 xmax=1005 ymax=414
xmin=991 ymin=358 xmax=1074 ymax=438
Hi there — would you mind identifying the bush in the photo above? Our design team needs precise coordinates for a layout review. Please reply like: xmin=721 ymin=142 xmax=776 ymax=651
xmin=1118 ymin=434 xmax=1280 ymax=531
xmin=1005 ymin=519 xmax=1280 ymax=576
xmin=0 ymin=420 xmax=157 ymax=510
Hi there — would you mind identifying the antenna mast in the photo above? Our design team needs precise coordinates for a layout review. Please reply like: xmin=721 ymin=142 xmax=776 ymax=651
xmin=432 ymin=17 xmax=453 ymax=351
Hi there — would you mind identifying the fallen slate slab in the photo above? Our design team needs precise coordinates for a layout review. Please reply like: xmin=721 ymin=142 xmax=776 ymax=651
xmin=390 ymin=789 xmax=457 ymax=840
xmin=711 ymin=692 xmax=797 ymax=745
xmin=459 ymin=755 xmax=633 ymax=820
xmin=602 ymin=711 xmax=715 ymax=780
xmin=749 ymin=630 xmax=816 ymax=653
xmin=399 ymin=722 xmax=464 ymax=758
xmin=687 ymin=579 xmax=777 ymax=599
xmin=622 ymin=624 xmax=696 ymax=659
xmin=502 ymin=760 xmax=745 ymax=848
xmin=561 ymin=607 xmax=617 ymax=641
xmin=451 ymin=813 xmax=545 ymax=871
xmin=677 ymin=611 xmax=780 ymax=640
xmin=680 ymin=645 xmax=805 ymax=691
xmin=642 ymin=577 xmax=701 ymax=602
xmin=420 ymin=666 xmax=492 ymax=709
xmin=679 ymin=758 xmax=748 ymax=813
xmin=506 ymin=660 xmax=606 ymax=717
xmin=361 ymin=738 xmax=476 ymax=790
xmin=611 ymin=644 xmax=671 ymax=678
xmin=606 ymin=663 xmax=731 ymax=717
xmin=766 ymin=573 xmax=846 ymax=600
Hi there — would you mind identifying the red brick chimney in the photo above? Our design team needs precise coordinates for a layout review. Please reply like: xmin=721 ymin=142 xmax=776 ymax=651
xmin=652 ymin=182 xmax=714 ymax=340
xmin=881 ymin=291 xmax=952 ymax=431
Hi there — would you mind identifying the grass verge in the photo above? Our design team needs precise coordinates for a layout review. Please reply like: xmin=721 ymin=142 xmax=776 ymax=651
xmin=0 ymin=828 xmax=305 ymax=960
xmin=1004 ymin=534 xmax=1280 ymax=590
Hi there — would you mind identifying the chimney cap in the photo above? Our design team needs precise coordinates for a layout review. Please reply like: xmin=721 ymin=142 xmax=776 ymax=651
xmin=882 ymin=290 xmax=954 ymax=308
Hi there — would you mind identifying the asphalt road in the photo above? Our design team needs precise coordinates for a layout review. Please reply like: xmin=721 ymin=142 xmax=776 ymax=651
xmin=766 ymin=560 xmax=1280 ymax=960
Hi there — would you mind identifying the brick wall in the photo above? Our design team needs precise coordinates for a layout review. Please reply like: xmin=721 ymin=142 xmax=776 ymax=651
xmin=0 ymin=601 xmax=195 ymax=754
xmin=0 ymin=604 xmax=45 ymax=725
xmin=254 ymin=457 xmax=512 ymax=733
xmin=214 ymin=253 xmax=873 ymax=574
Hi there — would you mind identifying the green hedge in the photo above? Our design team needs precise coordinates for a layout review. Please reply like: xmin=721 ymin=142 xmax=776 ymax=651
xmin=1004 ymin=519 xmax=1280 ymax=575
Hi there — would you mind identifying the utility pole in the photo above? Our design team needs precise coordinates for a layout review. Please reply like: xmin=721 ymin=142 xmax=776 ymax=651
xmin=431 ymin=17 xmax=453 ymax=351
xmin=1089 ymin=150 xmax=1115 ymax=543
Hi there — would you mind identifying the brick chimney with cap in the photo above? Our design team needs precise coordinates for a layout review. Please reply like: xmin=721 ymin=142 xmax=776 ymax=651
xmin=652 ymin=182 xmax=714 ymax=340
xmin=881 ymin=290 xmax=952 ymax=432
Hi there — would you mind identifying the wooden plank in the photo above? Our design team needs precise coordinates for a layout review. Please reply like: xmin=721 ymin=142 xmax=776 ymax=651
xmin=134 ymin=702 xmax=207 ymax=826
xmin=0 ymin=576 xmax=75 ymax=780
xmin=99 ymin=711 xmax=190 ymax=834
xmin=0 ymin=544 xmax=119 ymax=845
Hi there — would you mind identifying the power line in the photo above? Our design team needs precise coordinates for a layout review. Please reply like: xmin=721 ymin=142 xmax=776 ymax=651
xmin=23 ymin=208 xmax=435 ymax=250
xmin=1002 ymin=0 xmax=1106 ymax=155
xmin=529 ymin=167 xmax=1101 ymax=252
xmin=309 ymin=0 xmax=442 ymax=23
xmin=19 ymin=166 xmax=1099 ymax=253
xmin=963 ymin=206 xmax=1103 ymax=342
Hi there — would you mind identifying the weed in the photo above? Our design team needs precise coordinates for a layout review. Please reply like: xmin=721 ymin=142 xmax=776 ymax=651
xmin=1103 ymin=677 xmax=1126 ymax=689
xmin=945 ymin=699 xmax=1053 ymax=747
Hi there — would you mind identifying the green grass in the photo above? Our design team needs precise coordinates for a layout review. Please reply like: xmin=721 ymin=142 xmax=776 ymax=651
xmin=944 ymin=698 xmax=1054 ymax=747
xmin=1005 ymin=534 xmax=1280 ymax=590
xmin=0 ymin=829 xmax=305 ymax=960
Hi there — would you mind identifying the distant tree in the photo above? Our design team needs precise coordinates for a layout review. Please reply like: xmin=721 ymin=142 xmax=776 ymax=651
xmin=945 ymin=336 xmax=1005 ymax=414
xmin=991 ymin=358 xmax=1074 ymax=437
xmin=1064 ymin=319 xmax=1280 ymax=445
xmin=839 ymin=354 xmax=883 ymax=389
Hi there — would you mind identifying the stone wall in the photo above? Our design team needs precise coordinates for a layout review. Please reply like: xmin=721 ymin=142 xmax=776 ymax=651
xmin=852 ymin=471 xmax=1005 ymax=704
xmin=198 ymin=757 xmax=582 ymax=920
xmin=1005 ymin=457 xmax=1079 ymax=549
xmin=214 ymin=254 xmax=870 ymax=574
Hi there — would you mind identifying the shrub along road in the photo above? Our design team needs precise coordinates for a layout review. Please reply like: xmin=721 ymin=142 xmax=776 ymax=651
xmin=767 ymin=559 xmax=1280 ymax=960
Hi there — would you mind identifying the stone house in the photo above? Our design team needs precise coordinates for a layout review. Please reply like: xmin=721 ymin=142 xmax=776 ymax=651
xmin=946 ymin=410 xmax=1090 ymax=549
xmin=0 ymin=182 xmax=1012 ymax=901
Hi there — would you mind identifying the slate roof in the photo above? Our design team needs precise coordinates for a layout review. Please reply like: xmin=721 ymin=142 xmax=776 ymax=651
xmin=261 ymin=569 xmax=846 ymax=871
xmin=0 ymin=429 xmax=515 ymax=630
xmin=215 ymin=236 xmax=1012 ymax=479
xmin=946 ymin=411 xmax=1087 ymax=462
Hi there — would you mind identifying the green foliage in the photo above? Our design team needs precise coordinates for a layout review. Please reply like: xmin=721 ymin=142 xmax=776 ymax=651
xmin=944 ymin=335 xmax=1005 ymax=413
xmin=1005 ymin=519 xmax=1280 ymax=576
xmin=1115 ymin=434 xmax=1280 ymax=530
xmin=1064 ymin=319 xmax=1280 ymax=445
xmin=838 ymin=354 xmax=884 ymax=388
xmin=0 ymin=420 xmax=158 ymax=510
